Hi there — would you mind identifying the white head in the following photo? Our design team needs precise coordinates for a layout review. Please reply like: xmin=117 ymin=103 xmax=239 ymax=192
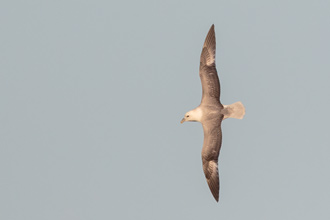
xmin=180 ymin=107 xmax=203 ymax=123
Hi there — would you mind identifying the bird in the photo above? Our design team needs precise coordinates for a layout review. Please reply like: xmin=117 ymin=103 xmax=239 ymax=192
xmin=180 ymin=24 xmax=245 ymax=202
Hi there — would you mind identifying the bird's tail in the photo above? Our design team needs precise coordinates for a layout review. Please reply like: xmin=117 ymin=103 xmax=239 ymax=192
xmin=223 ymin=101 xmax=245 ymax=119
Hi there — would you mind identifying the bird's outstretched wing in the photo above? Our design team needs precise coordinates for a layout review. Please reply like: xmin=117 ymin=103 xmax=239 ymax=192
xmin=199 ymin=24 xmax=221 ymax=105
xmin=201 ymin=117 xmax=222 ymax=202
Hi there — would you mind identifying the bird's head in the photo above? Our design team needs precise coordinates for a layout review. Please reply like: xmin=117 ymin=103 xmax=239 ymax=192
xmin=180 ymin=108 xmax=202 ymax=123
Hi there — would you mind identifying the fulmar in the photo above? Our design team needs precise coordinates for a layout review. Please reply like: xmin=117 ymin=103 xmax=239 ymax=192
xmin=180 ymin=24 xmax=245 ymax=202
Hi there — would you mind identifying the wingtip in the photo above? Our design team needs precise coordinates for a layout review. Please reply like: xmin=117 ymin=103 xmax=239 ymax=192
xmin=209 ymin=24 xmax=215 ymax=32
xmin=200 ymin=24 xmax=216 ymax=65
xmin=205 ymin=24 xmax=215 ymax=42
xmin=213 ymin=194 xmax=219 ymax=202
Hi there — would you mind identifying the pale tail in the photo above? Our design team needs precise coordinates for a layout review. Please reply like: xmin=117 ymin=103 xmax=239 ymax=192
xmin=223 ymin=101 xmax=245 ymax=119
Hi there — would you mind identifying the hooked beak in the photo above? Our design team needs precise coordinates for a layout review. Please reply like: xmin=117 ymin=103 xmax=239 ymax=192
xmin=180 ymin=118 xmax=185 ymax=124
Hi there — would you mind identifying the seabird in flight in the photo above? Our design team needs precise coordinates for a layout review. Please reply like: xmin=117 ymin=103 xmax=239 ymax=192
xmin=181 ymin=24 xmax=245 ymax=202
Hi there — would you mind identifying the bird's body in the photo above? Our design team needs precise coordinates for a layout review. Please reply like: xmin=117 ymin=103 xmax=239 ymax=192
xmin=181 ymin=25 xmax=245 ymax=202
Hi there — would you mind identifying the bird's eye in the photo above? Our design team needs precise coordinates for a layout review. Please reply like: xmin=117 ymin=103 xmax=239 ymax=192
xmin=186 ymin=115 xmax=189 ymax=118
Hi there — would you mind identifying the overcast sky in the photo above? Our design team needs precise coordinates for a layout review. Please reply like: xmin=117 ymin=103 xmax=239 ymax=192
xmin=1 ymin=0 xmax=330 ymax=219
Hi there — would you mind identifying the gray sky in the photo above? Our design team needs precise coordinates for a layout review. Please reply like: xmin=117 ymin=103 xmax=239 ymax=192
xmin=1 ymin=0 xmax=330 ymax=219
